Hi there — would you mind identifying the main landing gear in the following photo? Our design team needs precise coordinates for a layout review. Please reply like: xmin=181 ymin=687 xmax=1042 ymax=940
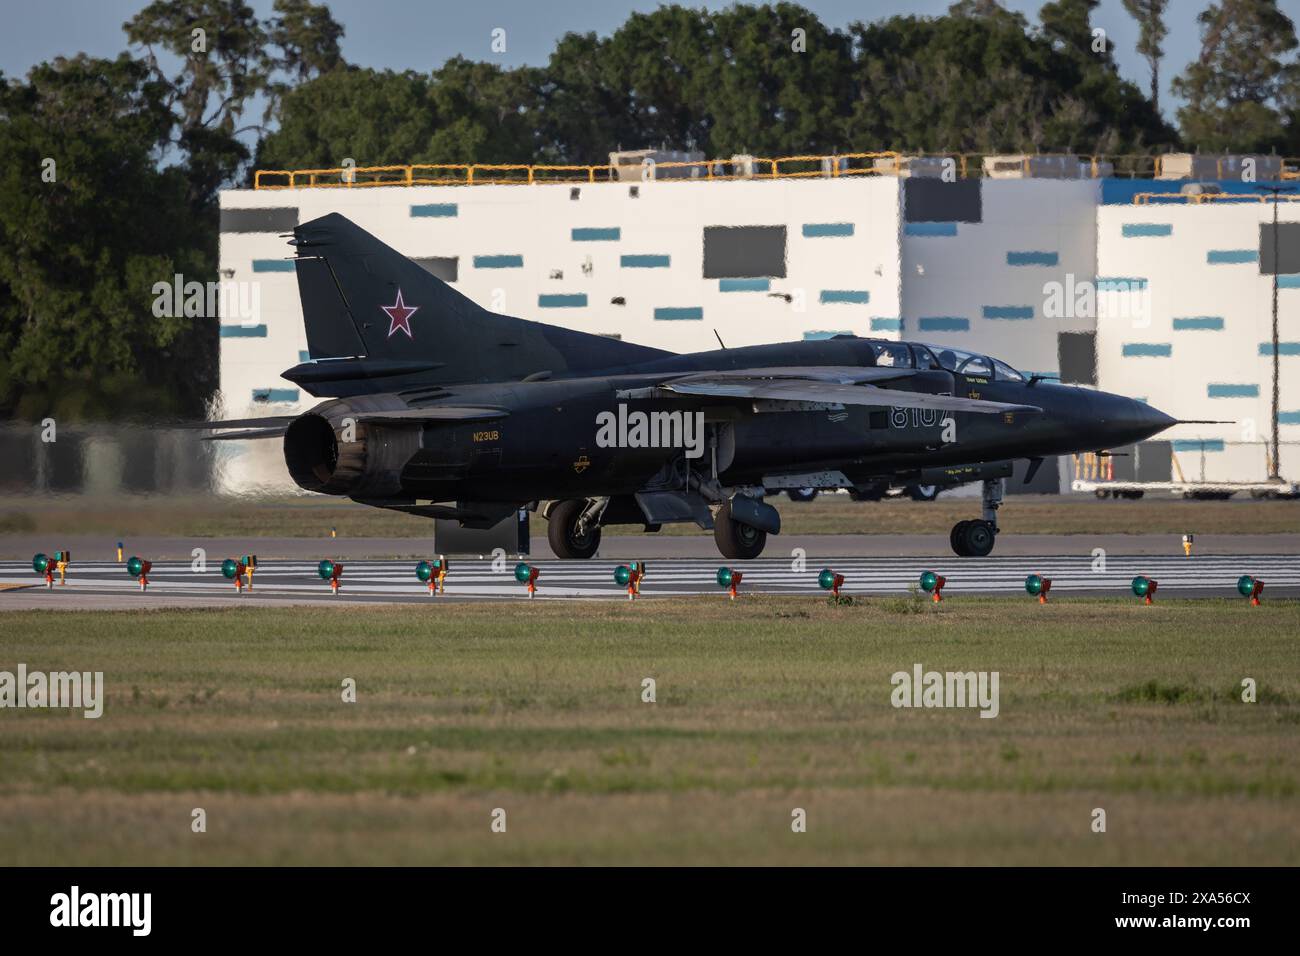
xmin=949 ymin=479 xmax=1003 ymax=557
xmin=547 ymin=498 xmax=603 ymax=559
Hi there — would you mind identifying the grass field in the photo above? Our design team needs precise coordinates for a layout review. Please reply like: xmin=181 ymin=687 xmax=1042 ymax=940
xmin=4 ymin=492 xmax=1299 ymax=538
xmin=1 ymin=597 xmax=1297 ymax=865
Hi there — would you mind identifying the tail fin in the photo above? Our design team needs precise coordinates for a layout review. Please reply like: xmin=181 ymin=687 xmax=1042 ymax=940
xmin=289 ymin=213 xmax=669 ymax=388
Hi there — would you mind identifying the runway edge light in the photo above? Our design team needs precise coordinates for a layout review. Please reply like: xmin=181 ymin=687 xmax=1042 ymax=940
xmin=716 ymin=566 xmax=743 ymax=600
xmin=1237 ymin=574 xmax=1265 ymax=606
xmin=818 ymin=568 xmax=845 ymax=598
xmin=614 ymin=563 xmax=644 ymax=600
xmin=318 ymin=559 xmax=343 ymax=594
xmin=1025 ymin=573 xmax=1052 ymax=604
xmin=33 ymin=552 xmax=53 ymax=588
xmin=920 ymin=570 xmax=945 ymax=603
xmin=515 ymin=562 xmax=540 ymax=598
xmin=1131 ymin=575 xmax=1158 ymax=604
xmin=126 ymin=556 xmax=152 ymax=591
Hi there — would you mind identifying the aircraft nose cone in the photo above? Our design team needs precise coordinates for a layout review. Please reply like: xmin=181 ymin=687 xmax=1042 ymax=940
xmin=1096 ymin=394 xmax=1176 ymax=444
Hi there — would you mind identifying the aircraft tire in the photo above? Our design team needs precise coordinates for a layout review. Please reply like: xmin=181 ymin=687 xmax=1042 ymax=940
xmin=960 ymin=519 xmax=996 ymax=557
xmin=950 ymin=520 xmax=971 ymax=556
xmin=786 ymin=488 xmax=818 ymax=503
xmin=547 ymin=499 xmax=602 ymax=559
xmin=714 ymin=501 xmax=768 ymax=559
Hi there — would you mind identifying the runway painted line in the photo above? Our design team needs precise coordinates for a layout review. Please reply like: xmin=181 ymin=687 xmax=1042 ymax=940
xmin=2 ymin=554 xmax=1297 ymax=604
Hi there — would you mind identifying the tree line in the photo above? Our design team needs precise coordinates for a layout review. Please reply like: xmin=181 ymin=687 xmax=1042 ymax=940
xmin=2 ymin=0 xmax=1299 ymax=420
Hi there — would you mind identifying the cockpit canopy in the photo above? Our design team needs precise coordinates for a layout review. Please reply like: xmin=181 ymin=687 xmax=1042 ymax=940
xmin=864 ymin=340 xmax=1025 ymax=382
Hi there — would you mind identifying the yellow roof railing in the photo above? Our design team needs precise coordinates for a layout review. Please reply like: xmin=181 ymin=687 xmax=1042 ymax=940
xmin=253 ymin=152 xmax=1300 ymax=191
xmin=1132 ymin=191 xmax=1300 ymax=205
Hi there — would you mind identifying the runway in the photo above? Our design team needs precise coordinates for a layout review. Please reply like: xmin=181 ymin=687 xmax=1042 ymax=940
xmin=2 ymin=553 xmax=1297 ymax=608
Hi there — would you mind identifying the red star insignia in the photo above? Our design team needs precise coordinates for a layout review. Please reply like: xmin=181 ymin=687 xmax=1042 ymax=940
xmin=381 ymin=289 xmax=418 ymax=339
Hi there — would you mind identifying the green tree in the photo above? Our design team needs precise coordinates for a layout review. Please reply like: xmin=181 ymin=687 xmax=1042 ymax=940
xmin=264 ymin=0 xmax=346 ymax=122
xmin=0 ymin=55 xmax=213 ymax=420
xmin=1173 ymin=0 xmax=1300 ymax=152
xmin=846 ymin=11 xmax=1173 ymax=155
xmin=1122 ymin=0 xmax=1169 ymax=113
xmin=124 ymin=0 xmax=269 ymax=206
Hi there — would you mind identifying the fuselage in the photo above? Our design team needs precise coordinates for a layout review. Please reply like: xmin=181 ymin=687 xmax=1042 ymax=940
xmin=283 ymin=336 xmax=1175 ymax=506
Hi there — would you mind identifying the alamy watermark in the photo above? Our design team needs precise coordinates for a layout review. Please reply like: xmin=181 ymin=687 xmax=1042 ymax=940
xmin=0 ymin=664 xmax=103 ymax=719
xmin=891 ymin=663 xmax=999 ymax=719
xmin=595 ymin=404 xmax=705 ymax=459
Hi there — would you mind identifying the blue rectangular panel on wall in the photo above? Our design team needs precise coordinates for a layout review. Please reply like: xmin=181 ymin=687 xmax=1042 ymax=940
xmin=538 ymin=293 xmax=587 ymax=308
xmin=474 ymin=254 xmax=523 ymax=268
xmin=904 ymin=222 xmax=958 ymax=237
xmin=1007 ymin=251 xmax=1058 ymax=266
xmin=298 ymin=350 xmax=311 ymax=362
xmin=1207 ymin=384 xmax=1259 ymax=398
xmin=252 ymin=259 xmax=295 ymax=273
xmin=1173 ymin=316 xmax=1224 ymax=330
xmin=1122 ymin=343 xmax=1172 ymax=357
xmin=1259 ymin=341 xmax=1300 ymax=355
xmin=1121 ymin=223 xmax=1173 ymax=237
xmin=572 ymin=227 xmax=620 ymax=241
xmin=982 ymin=306 xmax=1034 ymax=320
xmin=1207 ymin=249 xmax=1258 ymax=264
xmin=655 ymin=306 xmax=703 ymax=321
xmin=252 ymin=388 xmax=300 ymax=402
xmin=621 ymin=254 xmax=670 ymax=268
xmin=1097 ymin=277 xmax=1148 ymax=291
xmin=721 ymin=278 xmax=770 ymax=292
xmin=1278 ymin=275 xmax=1300 ymax=289
xmin=1279 ymin=411 xmax=1300 ymax=424
xmin=220 ymin=324 xmax=268 ymax=337
xmin=918 ymin=317 xmax=969 ymax=332
xmin=410 ymin=203 xmax=458 ymax=218
xmin=871 ymin=318 xmax=902 ymax=332
xmin=1173 ymin=439 xmax=1225 ymax=452
xmin=802 ymin=222 xmax=854 ymax=238
xmin=820 ymin=289 xmax=870 ymax=304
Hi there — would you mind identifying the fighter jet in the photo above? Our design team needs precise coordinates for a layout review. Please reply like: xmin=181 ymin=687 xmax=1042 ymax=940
xmin=203 ymin=213 xmax=1177 ymax=559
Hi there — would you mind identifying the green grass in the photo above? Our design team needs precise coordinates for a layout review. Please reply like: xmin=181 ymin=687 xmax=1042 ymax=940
xmin=4 ymin=492 xmax=1299 ymax=539
xmin=0 ymin=598 xmax=1297 ymax=865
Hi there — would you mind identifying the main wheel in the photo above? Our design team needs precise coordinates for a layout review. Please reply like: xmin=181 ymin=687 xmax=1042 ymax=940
xmin=959 ymin=519 xmax=996 ymax=557
xmin=906 ymin=483 xmax=939 ymax=502
xmin=950 ymin=520 xmax=971 ymax=556
xmin=546 ymin=499 xmax=601 ymax=559
xmin=714 ymin=500 xmax=768 ymax=559
xmin=786 ymin=487 xmax=818 ymax=503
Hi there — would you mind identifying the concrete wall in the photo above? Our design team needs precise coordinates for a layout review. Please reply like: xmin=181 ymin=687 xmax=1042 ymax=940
xmin=1097 ymin=200 xmax=1300 ymax=482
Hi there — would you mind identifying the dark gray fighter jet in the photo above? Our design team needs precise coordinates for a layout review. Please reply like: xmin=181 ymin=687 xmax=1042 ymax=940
xmin=204 ymin=213 xmax=1178 ymax=559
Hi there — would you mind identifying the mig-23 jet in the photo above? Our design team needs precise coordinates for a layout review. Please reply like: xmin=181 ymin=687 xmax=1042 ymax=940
xmin=201 ymin=213 xmax=1177 ymax=559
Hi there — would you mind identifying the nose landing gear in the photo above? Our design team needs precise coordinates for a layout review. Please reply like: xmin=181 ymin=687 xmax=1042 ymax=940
xmin=949 ymin=479 xmax=1003 ymax=557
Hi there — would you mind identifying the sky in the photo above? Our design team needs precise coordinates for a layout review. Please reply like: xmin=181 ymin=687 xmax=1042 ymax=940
xmin=3 ymin=0 xmax=1300 ymax=126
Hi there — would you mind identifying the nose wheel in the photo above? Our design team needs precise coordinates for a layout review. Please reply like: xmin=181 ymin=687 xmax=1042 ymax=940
xmin=950 ymin=519 xmax=996 ymax=557
xmin=949 ymin=478 xmax=1003 ymax=557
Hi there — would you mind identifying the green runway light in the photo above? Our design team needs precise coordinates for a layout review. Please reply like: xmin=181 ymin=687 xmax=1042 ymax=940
xmin=920 ymin=571 xmax=939 ymax=592
xmin=614 ymin=565 xmax=631 ymax=586
xmin=514 ymin=562 xmax=533 ymax=583
xmin=127 ymin=556 xmax=144 ymax=577
xmin=221 ymin=559 xmax=240 ymax=579
xmin=1131 ymin=575 xmax=1151 ymax=597
xmin=1025 ymin=574 xmax=1044 ymax=595
xmin=416 ymin=561 xmax=433 ymax=582
xmin=317 ymin=559 xmax=335 ymax=581
xmin=818 ymin=569 xmax=836 ymax=590
xmin=1237 ymin=575 xmax=1255 ymax=597
xmin=33 ymin=553 xmax=49 ymax=574
xmin=716 ymin=567 xmax=734 ymax=588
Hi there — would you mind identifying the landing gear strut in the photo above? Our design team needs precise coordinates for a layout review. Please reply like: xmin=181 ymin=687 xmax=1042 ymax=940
xmin=949 ymin=479 xmax=1002 ymax=557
